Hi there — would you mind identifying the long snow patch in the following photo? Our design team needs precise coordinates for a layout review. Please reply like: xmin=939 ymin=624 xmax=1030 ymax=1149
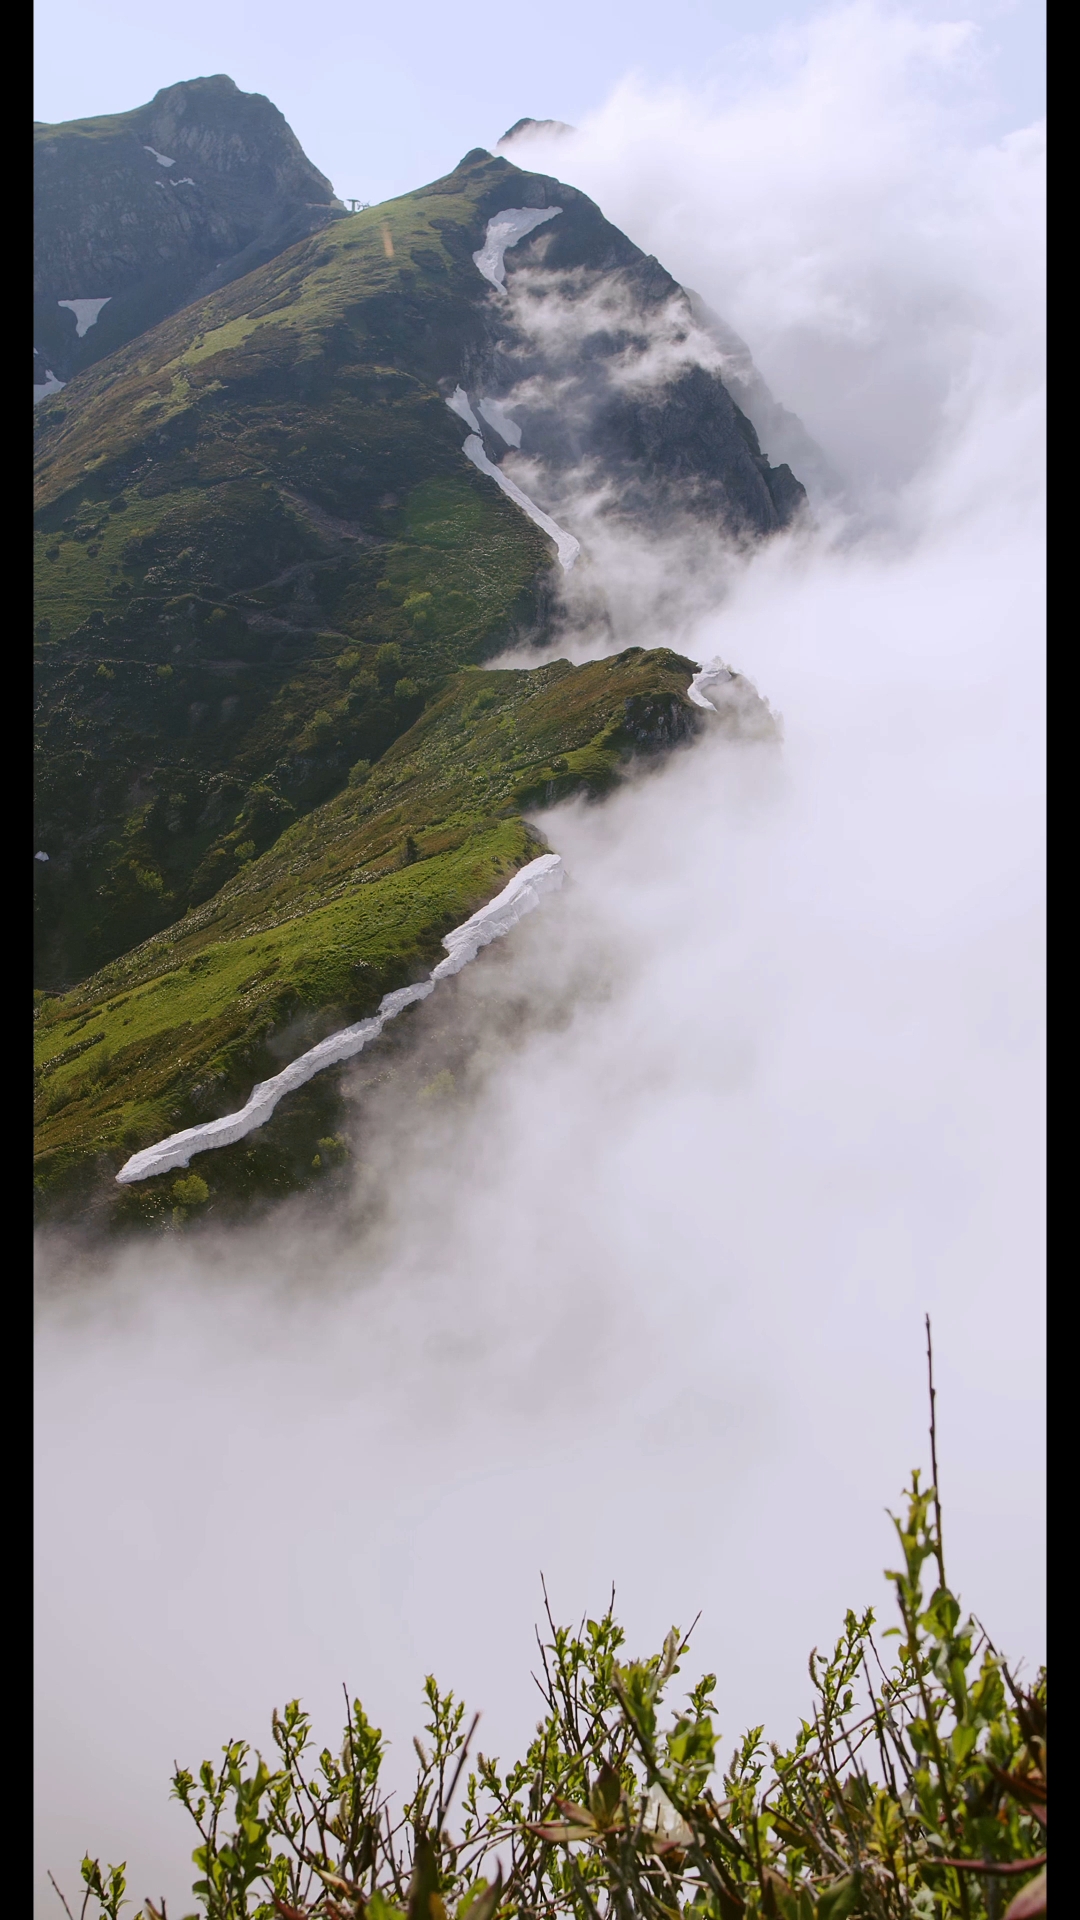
xmin=446 ymin=386 xmax=481 ymax=431
xmin=144 ymin=146 xmax=175 ymax=167
xmin=115 ymin=854 xmax=564 ymax=1185
xmin=478 ymin=397 xmax=522 ymax=447
xmin=461 ymin=434 xmax=580 ymax=571
xmin=472 ymin=206 xmax=561 ymax=289
xmin=34 ymin=368 xmax=65 ymax=403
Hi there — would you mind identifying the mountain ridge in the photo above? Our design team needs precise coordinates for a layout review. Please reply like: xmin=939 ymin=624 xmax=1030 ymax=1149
xmin=34 ymin=91 xmax=796 ymax=1226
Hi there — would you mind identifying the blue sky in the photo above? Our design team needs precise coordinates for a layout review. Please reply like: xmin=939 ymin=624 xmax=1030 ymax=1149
xmin=34 ymin=0 xmax=1044 ymax=206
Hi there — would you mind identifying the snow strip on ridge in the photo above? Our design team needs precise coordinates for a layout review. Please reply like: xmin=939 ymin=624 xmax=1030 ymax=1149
xmin=461 ymin=435 xmax=580 ymax=571
xmin=144 ymin=146 xmax=175 ymax=167
xmin=58 ymin=298 xmax=111 ymax=338
xmin=171 ymin=177 xmax=196 ymax=187
xmin=114 ymin=854 xmax=565 ymax=1185
xmin=446 ymin=386 xmax=481 ymax=431
xmin=688 ymin=660 xmax=738 ymax=709
xmin=472 ymin=206 xmax=561 ymax=289
xmin=478 ymin=397 xmax=522 ymax=448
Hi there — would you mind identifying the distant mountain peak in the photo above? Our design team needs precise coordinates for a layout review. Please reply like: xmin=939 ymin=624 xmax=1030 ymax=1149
xmin=497 ymin=119 xmax=576 ymax=151
xmin=34 ymin=75 xmax=342 ymax=390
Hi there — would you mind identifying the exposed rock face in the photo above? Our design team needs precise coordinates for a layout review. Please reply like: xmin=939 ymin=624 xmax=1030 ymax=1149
xmin=34 ymin=74 xmax=342 ymax=383
xmin=449 ymin=150 xmax=807 ymax=538
xmin=684 ymin=290 xmax=842 ymax=504
xmin=621 ymin=687 xmax=703 ymax=749
xmin=487 ymin=135 xmax=829 ymax=509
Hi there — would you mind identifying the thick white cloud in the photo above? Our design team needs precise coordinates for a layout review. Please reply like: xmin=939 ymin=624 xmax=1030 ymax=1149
xmin=510 ymin=3 xmax=1045 ymax=508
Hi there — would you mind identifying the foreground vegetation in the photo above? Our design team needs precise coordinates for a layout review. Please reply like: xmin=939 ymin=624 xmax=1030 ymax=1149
xmin=57 ymin=1346 xmax=1045 ymax=1920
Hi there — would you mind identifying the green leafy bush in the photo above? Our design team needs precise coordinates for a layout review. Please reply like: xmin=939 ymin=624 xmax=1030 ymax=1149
xmin=62 ymin=1357 xmax=1046 ymax=1920
xmin=376 ymin=643 xmax=404 ymax=682
xmin=171 ymin=1174 xmax=209 ymax=1206
xmin=313 ymin=1135 xmax=349 ymax=1168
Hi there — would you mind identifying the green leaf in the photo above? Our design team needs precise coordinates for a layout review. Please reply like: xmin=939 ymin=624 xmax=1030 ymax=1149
xmin=589 ymin=1762 xmax=623 ymax=1828
xmin=368 ymin=1892 xmax=407 ymax=1920
xmin=456 ymin=1871 xmax=504 ymax=1920
xmin=407 ymin=1829 xmax=443 ymax=1920
xmin=815 ymin=1876 xmax=861 ymax=1920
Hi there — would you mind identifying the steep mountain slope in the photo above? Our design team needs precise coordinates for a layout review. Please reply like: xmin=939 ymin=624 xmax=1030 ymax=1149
xmin=684 ymin=291 xmax=842 ymax=503
xmin=34 ymin=123 xmax=796 ymax=1223
xmin=34 ymin=75 xmax=342 ymax=393
xmin=37 ymin=645 xmax=769 ymax=1224
xmin=494 ymin=119 xmax=834 ymax=500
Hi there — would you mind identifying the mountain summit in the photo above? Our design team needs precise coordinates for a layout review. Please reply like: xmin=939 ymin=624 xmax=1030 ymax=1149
xmin=34 ymin=75 xmax=343 ymax=391
xmin=497 ymin=118 xmax=577 ymax=148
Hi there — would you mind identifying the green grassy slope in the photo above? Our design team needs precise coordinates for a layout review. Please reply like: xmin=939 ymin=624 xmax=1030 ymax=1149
xmin=35 ymin=647 xmax=717 ymax=1223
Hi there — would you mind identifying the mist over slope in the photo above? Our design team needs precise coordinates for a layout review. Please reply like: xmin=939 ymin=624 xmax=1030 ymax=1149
xmin=34 ymin=6 xmax=1044 ymax=1915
